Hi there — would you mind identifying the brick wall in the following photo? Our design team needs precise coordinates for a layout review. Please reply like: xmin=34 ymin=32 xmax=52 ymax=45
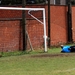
xmin=0 ymin=21 xmax=21 ymax=52
xmin=0 ymin=5 xmax=45 ymax=51
xmin=0 ymin=5 xmax=74 ymax=52
xmin=50 ymin=5 xmax=68 ymax=45
xmin=72 ymin=6 xmax=75 ymax=42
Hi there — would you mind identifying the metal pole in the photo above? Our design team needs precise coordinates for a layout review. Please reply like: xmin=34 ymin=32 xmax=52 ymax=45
xmin=43 ymin=9 xmax=47 ymax=52
xmin=22 ymin=0 xmax=27 ymax=51
xmin=48 ymin=0 xmax=50 ymax=47
xmin=67 ymin=0 xmax=73 ymax=42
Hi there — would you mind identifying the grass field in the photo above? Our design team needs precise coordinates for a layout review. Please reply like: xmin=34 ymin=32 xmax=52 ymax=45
xmin=0 ymin=47 xmax=75 ymax=75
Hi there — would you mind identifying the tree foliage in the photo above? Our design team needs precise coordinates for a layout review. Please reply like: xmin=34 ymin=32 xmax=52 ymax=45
xmin=71 ymin=0 xmax=75 ymax=5
xmin=0 ymin=0 xmax=46 ymax=5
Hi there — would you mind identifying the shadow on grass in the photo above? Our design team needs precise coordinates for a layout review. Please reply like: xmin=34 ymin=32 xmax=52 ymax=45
xmin=0 ymin=51 xmax=31 ymax=57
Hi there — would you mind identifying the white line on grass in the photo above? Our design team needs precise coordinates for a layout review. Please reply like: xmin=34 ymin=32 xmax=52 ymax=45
xmin=55 ymin=68 xmax=75 ymax=73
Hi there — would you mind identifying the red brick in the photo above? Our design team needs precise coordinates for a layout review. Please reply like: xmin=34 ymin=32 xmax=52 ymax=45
xmin=0 ymin=5 xmax=74 ymax=51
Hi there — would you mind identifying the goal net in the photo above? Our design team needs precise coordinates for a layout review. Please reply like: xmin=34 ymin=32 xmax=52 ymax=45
xmin=0 ymin=7 xmax=47 ymax=52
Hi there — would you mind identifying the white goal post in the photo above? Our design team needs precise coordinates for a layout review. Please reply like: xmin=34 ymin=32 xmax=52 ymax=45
xmin=0 ymin=7 xmax=47 ymax=52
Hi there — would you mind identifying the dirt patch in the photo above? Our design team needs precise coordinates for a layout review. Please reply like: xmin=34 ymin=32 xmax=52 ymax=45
xmin=31 ymin=53 xmax=75 ymax=58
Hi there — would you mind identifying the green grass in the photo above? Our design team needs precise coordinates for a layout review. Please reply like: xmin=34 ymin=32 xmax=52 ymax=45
xmin=0 ymin=47 xmax=75 ymax=75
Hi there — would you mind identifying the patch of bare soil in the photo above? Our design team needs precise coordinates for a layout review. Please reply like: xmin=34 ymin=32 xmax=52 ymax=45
xmin=31 ymin=53 xmax=75 ymax=58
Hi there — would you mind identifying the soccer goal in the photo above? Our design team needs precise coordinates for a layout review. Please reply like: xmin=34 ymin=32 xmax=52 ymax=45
xmin=0 ymin=7 xmax=47 ymax=52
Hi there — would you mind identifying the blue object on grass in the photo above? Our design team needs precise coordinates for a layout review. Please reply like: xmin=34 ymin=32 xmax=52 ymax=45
xmin=61 ymin=46 xmax=70 ymax=53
